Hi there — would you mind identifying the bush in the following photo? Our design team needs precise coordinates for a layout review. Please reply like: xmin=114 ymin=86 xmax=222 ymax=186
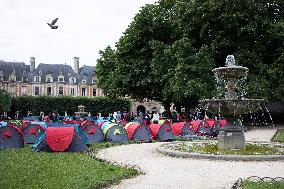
xmin=10 ymin=96 xmax=130 ymax=115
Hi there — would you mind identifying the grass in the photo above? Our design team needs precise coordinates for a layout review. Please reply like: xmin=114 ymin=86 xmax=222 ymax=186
xmin=273 ymin=129 xmax=284 ymax=143
xmin=174 ymin=143 xmax=284 ymax=155
xmin=0 ymin=143 xmax=139 ymax=189
xmin=242 ymin=181 xmax=284 ymax=189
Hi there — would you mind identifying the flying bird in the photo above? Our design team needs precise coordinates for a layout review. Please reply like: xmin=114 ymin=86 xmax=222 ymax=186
xmin=47 ymin=18 xmax=58 ymax=29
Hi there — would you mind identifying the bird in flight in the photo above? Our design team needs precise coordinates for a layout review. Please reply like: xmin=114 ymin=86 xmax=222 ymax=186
xmin=47 ymin=18 xmax=58 ymax=29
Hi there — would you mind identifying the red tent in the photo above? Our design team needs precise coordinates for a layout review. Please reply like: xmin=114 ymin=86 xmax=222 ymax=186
xmin=124 ymin=122 xmax=152 ymax=142
xmin=190 ymin=120 xmax=202 ymax=131
xmin=219 ymin=120 xmax=227 ymax=127
xmin=171 ymin=122 xmax=185 ymax=136
xmin=46 ymin=127 xmax=74 ymax=152
xmin=204 ymin=119 xmax=216 ymax=128
xmin=149 ymin=123 xmax=175 ymax=141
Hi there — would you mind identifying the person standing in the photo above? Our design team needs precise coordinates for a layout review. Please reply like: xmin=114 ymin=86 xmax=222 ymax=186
xmin=152 ymin=111 xmax=160 ymax=124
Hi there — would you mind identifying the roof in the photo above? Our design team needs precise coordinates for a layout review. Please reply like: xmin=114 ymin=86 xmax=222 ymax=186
xmin=79 ymin=65 xmax=95 ymax=83
xmin=0 ymin=60 xmax=30 ymax=81
xmin=31 ymin=63 xmax=78 ymax=83
xmin=0 ymin=60 xmax=96 ymax=84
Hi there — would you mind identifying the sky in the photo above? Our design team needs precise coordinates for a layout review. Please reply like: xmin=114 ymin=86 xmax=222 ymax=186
xmin=0 ymin=0 xmax=157 ymax=67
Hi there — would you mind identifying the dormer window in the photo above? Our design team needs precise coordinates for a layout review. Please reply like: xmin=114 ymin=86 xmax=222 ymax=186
xmin=58 ymin=76 xmax=64 ymax=82
xmin=69 ymin=77 xmax=76 ymax=83
xmin=82 ymin=79 xmax=86 ymax=84
xmin=92 ymin=79 xmax=96 ymax=84
xmin=46 ymin=75 xmax=53 ymax=83
xmin=34 ymin=76 xmax=41 ymax=82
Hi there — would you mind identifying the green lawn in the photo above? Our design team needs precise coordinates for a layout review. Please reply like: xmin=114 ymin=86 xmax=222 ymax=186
xmin=0 ymin=144 xmax=138 ymax=189
xmin=273 ymin=129 xmax=284 ymax=143
xmin=242 ymin=181 xmax=284 ymax=189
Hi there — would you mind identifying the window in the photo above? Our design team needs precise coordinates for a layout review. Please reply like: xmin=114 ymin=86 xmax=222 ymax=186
xmin=47 ymin=87 xmax=52 ymax=95
xmin=59 ymin=87 xmax=64 ymax=95
xmin=58 ymin=76 xmax=64 ymax=82
xmin=0 ymin=76 xmax=3 ymax=81
xmin=21 ymin=86 xmax=28 ymax=94
xmin=35 ymin=87 xmax=39 ymax=95
xmin=93 ymin=88 xmax=96 ymax=97
xmin=82 ymin=79 xmax=86 ymax=84
xmin=70 ymin=88 xmax=75 ymax=96
xmin=92 ymin=79 xmax=96 ymax=84
xmin=46 ymin=78 xmax=51 ymax=82
xmin=35 ymin=76 xmax=40 ymax=82
xmin=69 ymin=77 xmax=76 ymax=83
xmin=82 ymin=88 xmax=86 ymax=96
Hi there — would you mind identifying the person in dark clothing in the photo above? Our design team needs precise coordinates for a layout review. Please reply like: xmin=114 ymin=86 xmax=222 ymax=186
xmin=145 ymin=111 xmax=151 ymax=125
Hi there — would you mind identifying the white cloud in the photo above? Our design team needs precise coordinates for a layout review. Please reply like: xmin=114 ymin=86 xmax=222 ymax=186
xmin=0 ymin=0 xmax=156 ymax=67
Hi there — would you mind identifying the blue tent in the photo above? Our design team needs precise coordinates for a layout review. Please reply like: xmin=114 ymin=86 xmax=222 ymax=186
xmin=0 ymin=123 xmax=24 ymax=149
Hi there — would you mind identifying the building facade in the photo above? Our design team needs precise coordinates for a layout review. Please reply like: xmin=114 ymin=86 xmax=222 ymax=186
xmin=0 ymin=57 xmax=103 ymax=97
xmin=0 ymin=57 xmax=163 ymax=114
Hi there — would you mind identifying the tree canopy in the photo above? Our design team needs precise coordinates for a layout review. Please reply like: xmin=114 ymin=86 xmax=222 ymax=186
xmin=96 ymin=0 xmax=284 ymax=112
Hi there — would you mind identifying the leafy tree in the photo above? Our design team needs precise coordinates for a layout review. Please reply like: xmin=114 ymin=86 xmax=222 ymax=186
xmin=173 ymin=0 xmax=284 ymax=101
xmin=0 ymin=90 xmax=12 ymax=113
xmin=96 ymin=0 xmax=284 ymax=113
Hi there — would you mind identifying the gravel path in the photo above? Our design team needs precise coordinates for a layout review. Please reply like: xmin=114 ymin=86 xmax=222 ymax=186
xmin=97 ymin=128 xmax=284 ymax=189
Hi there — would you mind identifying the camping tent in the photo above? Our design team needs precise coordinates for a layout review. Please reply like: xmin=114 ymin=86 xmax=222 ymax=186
xmin=124 ymin=122 xmax=152 ymax=142
xmin=81 ymin=123 xmax=104 ymax=143
xmin=149 ymin=123 xmax=175 ymax=141
xmin=210 ymin=120 xmax=223 ymax=137
xmin=0 ymin=122 xmax=24 ymax=149
xmin=101 ymin=122 xmax=128 ymax=143
xmin=195 ymin=120 xmax=211 ymax=136
xmin=47 ymin=123 xmax=89 ymax=144
xmin=22 ymin=123 xmax=46 ymax=144
xmin=33 ymin=126 xmax=89 ymax=152
xmin=190 ymin=120 xmax=202 ymax=131
xmin=171 ymin=122 xmax=196 ymax=137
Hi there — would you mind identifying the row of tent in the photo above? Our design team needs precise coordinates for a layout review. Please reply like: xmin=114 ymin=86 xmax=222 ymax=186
xmin=0 ymin=119 xmax=228 ymax=152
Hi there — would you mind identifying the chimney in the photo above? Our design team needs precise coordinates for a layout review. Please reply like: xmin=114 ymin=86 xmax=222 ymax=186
xmin=30 ymin=57 xmax=35 ymax=72
xmin=73 ymin=57 xmax=79 ymax=74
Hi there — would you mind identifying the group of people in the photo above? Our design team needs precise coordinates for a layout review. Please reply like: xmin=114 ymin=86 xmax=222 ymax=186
xmin=8 ymin=109 xmax=194 ymax=124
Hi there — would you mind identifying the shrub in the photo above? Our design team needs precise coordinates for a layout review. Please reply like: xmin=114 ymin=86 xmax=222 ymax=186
xmin=10 ymin=96 xmax=130 ymax=115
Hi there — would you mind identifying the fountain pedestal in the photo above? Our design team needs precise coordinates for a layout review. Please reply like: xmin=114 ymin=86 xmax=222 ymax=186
xmin=218 ymin=118 xmax=245 ymax=149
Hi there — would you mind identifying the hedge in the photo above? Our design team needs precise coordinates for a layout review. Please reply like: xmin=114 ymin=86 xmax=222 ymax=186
xmin=0 ymin=90 xmax=12 ymax=112
xmin=10 ymin=96 xmax=130 ymax=115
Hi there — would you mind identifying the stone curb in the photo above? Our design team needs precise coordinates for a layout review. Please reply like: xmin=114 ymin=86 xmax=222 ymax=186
xmin=156 ymin=142 xmax=284 ymax=161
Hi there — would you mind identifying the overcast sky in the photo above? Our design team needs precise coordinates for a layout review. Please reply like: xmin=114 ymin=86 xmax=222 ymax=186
xmin=0 ymin=0 xmax=156 ymax=67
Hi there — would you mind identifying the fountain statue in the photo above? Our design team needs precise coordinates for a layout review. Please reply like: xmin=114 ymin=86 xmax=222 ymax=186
xmin=75 ymin=105 xmax=88 ymax=116
xmin=199 ymin=55 xmax=266 ymax=149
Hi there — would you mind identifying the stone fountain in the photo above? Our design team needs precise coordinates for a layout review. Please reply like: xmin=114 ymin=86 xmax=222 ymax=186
xmin=199 ymin=55 xmax=265 ymax=149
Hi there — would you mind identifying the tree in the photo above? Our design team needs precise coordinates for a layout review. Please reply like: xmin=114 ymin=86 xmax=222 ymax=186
xmin=96 ymin=0 xmax=284 ymax=113
xmin=172 ymin=0 xmax=284 ymax=101
xmin=0 ymin=90 xmax=12 ymax=113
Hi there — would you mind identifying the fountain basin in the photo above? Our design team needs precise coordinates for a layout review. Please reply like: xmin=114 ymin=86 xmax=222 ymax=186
xmin=213 ymin=66 xmax=248 ymax=79
xmin=199 ymin=99 xmax=266 ymax=115
xmin=157 ymin=141 xmax=284 ymax=161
